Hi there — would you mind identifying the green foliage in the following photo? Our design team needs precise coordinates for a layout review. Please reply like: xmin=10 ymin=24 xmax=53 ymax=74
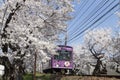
xmin=36 ymin=73 xmax=51 ymax=80
xmin=23 ymin=73 xmax=33 ymax=80
xmin=23 ymin=73 xmax=51 ymax=80
xmin=23 ymin=73 xmax=120 ymax=80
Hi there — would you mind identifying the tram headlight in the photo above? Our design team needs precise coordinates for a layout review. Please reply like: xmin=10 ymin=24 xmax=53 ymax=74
xmin=56 ymin=64 xmax=59 ymax=67
xmin=64 ymin=61 xmax=70 ymax=67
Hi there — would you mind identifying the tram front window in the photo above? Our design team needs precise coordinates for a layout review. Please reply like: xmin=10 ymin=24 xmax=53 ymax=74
xmin=54 ymin=50 xmax=71 ymax=60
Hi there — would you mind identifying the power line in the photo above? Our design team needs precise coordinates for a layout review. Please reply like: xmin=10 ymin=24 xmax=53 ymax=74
xmin=69 ymin=2 xmax=119 ymax=42
xmin=69 ymin=0 xmax=109 ymax=36
xmin=68 ymin=0 xmax=89 ymax=30
xmin=74 ymin=0 xmax=88 ymax=17
xmin=68 ymin=3 xmax=119 ymax=43
xmin=68 ymin=0 xmax=96 ymax=31
xmin=69 ymin=9 xmax=119 ymax=43
xmin=69 ymin=0 xmax=115 ymax=39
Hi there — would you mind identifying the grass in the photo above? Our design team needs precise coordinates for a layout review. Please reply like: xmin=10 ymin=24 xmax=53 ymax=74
xmin=23 ymin=73 xmax=51 ymax=80
xmin=23 ymin=73 xmax=33 ymax=80
xmin=23 ymin=73 xmax=120 ymax=80
xmin=36 ymin=73 xmax=51 ymax=80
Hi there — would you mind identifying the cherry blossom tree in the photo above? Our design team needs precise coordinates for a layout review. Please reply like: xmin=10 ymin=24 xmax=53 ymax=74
xmin=111 ymin=12 xmax=120 ymax=65
xmin=73 ymin=44 xmax=95 ymax=75
xmin=73 ymin=28 xmax=112 ymax=75
xmin=112 ymin=34 xmax=120 ymax=73
xmin=103 ymin=12 xmax=120 ymax=73
xmin=111 ymin=32 xmax=120 ymax=65
xmin=0 ymin=0 xmax=74 ymax=79
xmin=84 ymin=28 xmax=112 ymax=75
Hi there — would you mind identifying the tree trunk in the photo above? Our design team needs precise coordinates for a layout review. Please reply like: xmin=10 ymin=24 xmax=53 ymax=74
xmin=33 ymin=51 xmax=37 ymax=80
xmin=93 ymin=59 xmax=102 ymax=75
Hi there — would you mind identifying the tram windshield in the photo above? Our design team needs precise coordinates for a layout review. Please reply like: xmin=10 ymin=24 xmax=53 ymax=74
xmin=54 ymin=50 xmax=71 ymax=60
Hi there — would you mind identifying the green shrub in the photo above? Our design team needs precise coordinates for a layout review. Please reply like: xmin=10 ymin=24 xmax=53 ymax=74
xmin=23 ymin=73 xmax=33 ymax=80
xmin=36 ymin=73 xmax=51 ymax=80
xmin=23 ymin=73 xmax=51 ymax=80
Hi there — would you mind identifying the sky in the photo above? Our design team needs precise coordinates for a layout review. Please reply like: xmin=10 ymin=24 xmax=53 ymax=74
xmin=0 ymin=0 xmax=4 ymax=5
xmin=67 ymin=0 xmax=120 ymax=46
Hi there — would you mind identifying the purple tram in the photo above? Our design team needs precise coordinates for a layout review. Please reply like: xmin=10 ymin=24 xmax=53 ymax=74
xmin=43 ymin=45 xmax=73 ymax=74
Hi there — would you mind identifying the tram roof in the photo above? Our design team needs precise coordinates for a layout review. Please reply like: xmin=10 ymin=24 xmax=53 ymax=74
xmin=58 ymin=45 xmax=73 ymax=48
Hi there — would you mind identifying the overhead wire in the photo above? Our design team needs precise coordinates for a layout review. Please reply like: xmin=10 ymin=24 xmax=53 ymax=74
xmin=68 ymin=2 xmax=119 ymax=43
xmin=69 ymin=9 xmax=119 ymax=43
xmin=69 ymin=2 xmax=119 ymax=42
xmin=69 ymin=0 xmax=109 ymax=36
xmin=68 ymin=0 xmax=96 ymax=31
xmin=68 ymin=0 xmax=89 ymax=31
xmin=69 ymin=0 xmax=115 ymax=39
xmin=73 ymin=0 xmax=88 ymax=18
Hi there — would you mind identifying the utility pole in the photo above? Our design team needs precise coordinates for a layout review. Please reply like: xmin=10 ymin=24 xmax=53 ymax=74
xmin=119 ymin=0 xmax=120 ymax=21
xmin=65 ymin=28 xmax=68 ymax=46
xmin=119 ymin=0 xmax=120 ymax=19
xmin=33 ymin=50 xmax=37 ymax=80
